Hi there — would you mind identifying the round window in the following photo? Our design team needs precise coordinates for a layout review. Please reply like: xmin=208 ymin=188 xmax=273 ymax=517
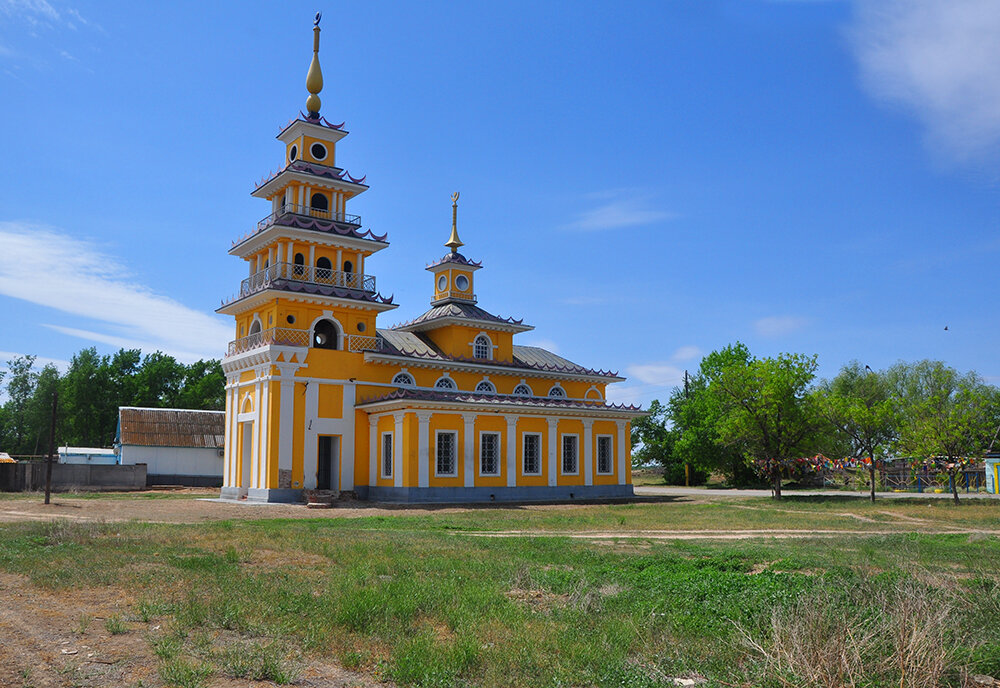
xmin=289 ymin=145 xmax=298 ymax=162
xmin=357 ymin=322 xmax=367 ymax=332
xmin=310 ymin=143 xmax=327 ymax=161
xmin=286 ymin=315 xmax=295 ymax=324
xmin=455 ymin=275 xmax=469 ymax=291
xmin=437 ymin=275 xmax=447 ymax=291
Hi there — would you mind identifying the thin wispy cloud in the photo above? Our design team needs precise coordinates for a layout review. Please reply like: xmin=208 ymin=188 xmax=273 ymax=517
xmin=564 ymin=192 xmax=674 ymax=232
xmin=849 ymin=0 xmax=1000 ymax=162
xmin=0 ymin=0 xmax=60 ymax=24
xmin=753 ymin=315 xmax=809 ymax=338
xmin=623 ymin=345 xmax=703 ymax=397
xmin=521 ymin=338 xmax=560 ymax=354
xmin=0 ymin=223 xmax=232 ymax=362
xmin=0 ymin=350 xmax=70 ymax=372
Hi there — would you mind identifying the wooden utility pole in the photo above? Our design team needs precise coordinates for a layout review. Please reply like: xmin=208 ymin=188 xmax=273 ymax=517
xmin=44 ymin=391 xmax=57 ymax=505
xmin=683 ymin=370 xmax=690 ymax=487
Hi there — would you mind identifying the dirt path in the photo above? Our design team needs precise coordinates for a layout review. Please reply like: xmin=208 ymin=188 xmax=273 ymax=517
xmin=460 ymin=528 xmax=1000 ymax=541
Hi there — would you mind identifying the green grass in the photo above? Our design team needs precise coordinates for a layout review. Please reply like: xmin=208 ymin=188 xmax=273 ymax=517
xmin=0 ymin=498 xmax=998 ymax=687
xmin=0 ymin=489 xmax=209 ymax=501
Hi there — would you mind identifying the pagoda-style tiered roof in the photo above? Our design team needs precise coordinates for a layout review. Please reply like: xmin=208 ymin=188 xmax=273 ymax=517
xmin=393 ymin=302 xmax=531 ymax=334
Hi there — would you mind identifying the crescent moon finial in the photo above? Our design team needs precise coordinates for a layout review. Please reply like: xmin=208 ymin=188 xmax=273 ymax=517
xmin=451 ymin=191 xmax=460 ymax=204
xmin=314 ymin=11 xmax=322 ymax=26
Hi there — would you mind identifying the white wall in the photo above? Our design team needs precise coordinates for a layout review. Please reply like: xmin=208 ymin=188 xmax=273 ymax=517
xmin=119 ymin=445 xmax=223 ymax=478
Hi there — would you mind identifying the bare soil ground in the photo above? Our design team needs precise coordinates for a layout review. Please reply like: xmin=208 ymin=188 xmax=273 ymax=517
xmin=0 ymin=569 xmax=393 ymax=687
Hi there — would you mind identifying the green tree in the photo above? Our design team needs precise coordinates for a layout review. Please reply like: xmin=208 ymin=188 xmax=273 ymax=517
xmin=26 ymin=364 xmax=62 ymax=456
xmin=669 ymin=344 xmax=758 ymax=486
xmin=817 ymin=361 xmax=898 ymax=502
xmin=177 ymin=359 xmax=225 ymax=410
xmin=630 ymin=399 xmax=705 ymax=485
xmin=3 ymin=355 xmax=38 ymax=454
xmin=891 ymin=360 xmax=994 ymax=503
xmin=707 ymin=345 xmax=821 ymax=499
xmin=133 ymin=352 xmax=185 ymax=408
xmin=61 ymin=348 xmax=113 ymax=447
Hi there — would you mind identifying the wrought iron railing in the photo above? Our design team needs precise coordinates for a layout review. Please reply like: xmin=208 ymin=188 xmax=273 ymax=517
xmin=227 ymin=327 xmax=310 ymax=356
xmin=239 ymin=262 xmax=376 ymax=298
xmin=257 ymin=203 xmax=361 ymax=232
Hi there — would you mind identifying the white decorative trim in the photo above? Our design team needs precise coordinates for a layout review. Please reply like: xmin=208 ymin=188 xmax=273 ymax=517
xmin=616 ymin=420 xmax=628 ymax=485
xmin=435 ymin=429 xmax=459 ymax=478
xmin=548 ymin=384 xmax=567 ymax=398
xmin=505 ymin=416 xmax=518 ymax=486
xmin=478 ymin=430 xmax=501 ymax=477
xmin=585 ymin=385 xmax=604 ymax=400
xmin=559 ymin=432 xmax=580 ymax=476
xmin=595 ymin=434 xmax=615 ymax=475
xmin=309 ymin=311 xmax=345 ymax=351
xmin=522 ymin=431 xmax=543 ymax=477
xmin=433 ymin=373 xmax=457 ymax=390
xmin=393 ymin=412 xmax=405 ymax=488
xmin=392 ymin=369 xmax=416 ymax=387
xmin=380 ymin=430 xmax=394 ymax=479
xmin=582 ymin=419 xmax=594 ymax=487
xmin=471 ymin=332 xmax=495 ymax=360
xmin=547 ymin=419 xmax=558 ymax=487
xmin=416 ymin=411 xmax=433 ymax=489
xmin=462 ymin=414 xmax=476 ymax=486
xmin=474 ymin=377 xmax=496 ymax=394
xmin=512 ymin=380 xmax=533 ymax=397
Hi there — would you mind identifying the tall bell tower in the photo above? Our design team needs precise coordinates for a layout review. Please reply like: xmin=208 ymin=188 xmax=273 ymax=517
xmin=218 ymin=14 xmax=397 ymax=502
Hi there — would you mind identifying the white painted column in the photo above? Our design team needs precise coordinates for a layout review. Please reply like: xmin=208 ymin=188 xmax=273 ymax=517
xmin=297 ymin=185 xmax=304 ymax=209
xmin=368 ymin=415 xmax=378 ymax=487
xmin=462 ymin=413 xmax=476 ymax=487
xmin=582 ymin=419 xmax=594 ymax=487
xmin=505 ymin=415 xmax=518 ymax=487
xmin=249 ymin=259 xmax=255 ymax=278
xmin=341 ymin=382 xmax=356 ymax=490
xmin=285 ymin=186 xmax=293 ymax=208
xmin=305 ymin=186 xmax=312 ymax=211
xmin=287 ymin=240 xmax=295 ymax=269
xmin=223 ymin=386 xmax=233 ymax=487
xmin=308 ymin=244 xmax=316 ymax=270
xmin=303 ymin=381 xmax=319 ymax=489
xmin=547 ymin=418 xmax=559 ymax=487
xmin=416 ymin=411 xmax=432 ymax=488
xmin=276 ymin=241 xmax=284 ymax=268
xmin=258 ymin=379 xmax=269 ymax=489
xmin=616 ymin=420 xmax=628 ymax=485
xmin=393 ymin=412 xmax=405 ymax=488
xmin=251 ymin=380 xmax=262 ymax=489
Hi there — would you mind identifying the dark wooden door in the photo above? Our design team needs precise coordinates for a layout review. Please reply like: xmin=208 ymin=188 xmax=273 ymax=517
xmin=317 ymin=436 xmax=333 ymax=490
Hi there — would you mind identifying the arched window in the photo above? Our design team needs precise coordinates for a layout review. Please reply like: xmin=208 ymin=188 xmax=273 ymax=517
xmin=310 ymin=193 xmax=329 ymax=217
xmin=512 ymin=383 xmax=532 ymax=397
xmin=312 ymin=319 xmax=340 ymax=350
xmin=548 ymin=385 xmax=566 ymax=398
xmin=293 ymin=252 xmax=305 ymax=277
xmin=434 ymin=376 xmax=456 ymax=390
xmin=392 ymin=372 xmax=415 ymax=387
xmin=248 ymin=319 xmax=261 ymax=336
xmin=316 ymin=256 xmax=333 ymax=283
xmin=475 ymin=380 xmax=496 ymax=394
xmin=473 ymin=334 xmax=492 ymax=360
xmin=343 ymin=260 xmax=353 ymax=274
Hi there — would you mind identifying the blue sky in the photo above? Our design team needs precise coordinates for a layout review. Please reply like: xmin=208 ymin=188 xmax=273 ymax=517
xmin=1 ymin=0 xmax=998 ymax=406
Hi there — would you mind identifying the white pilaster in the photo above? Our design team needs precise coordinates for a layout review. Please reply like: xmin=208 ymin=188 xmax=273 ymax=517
xmin=393 ymin=412 xmax=405 ymax=488
xmin=582 ymin=419 xmax=594 ymax=487
xmin=308 ymin=244 xmax=315 ymax=269
xmin=416 ymin=411 xmax=433 ymax=488
xmin=297 ymin=185 xmax=304 ymax=208
xmin=258 ymin=378 xmax=269 ymax=488
xmin=505 ymin=415 xmax=518 ymax=487
xmin=223 ymin=385 xmax=233 ymax=487
xmin=368 ymin=415 xmax=378 ymax=487
xmin=547 ymin=418 xmax=559 ymax=487
xmin=251 ymin=380 xmax=262 ymax=489
xmin=616 ymin=420 xmax=628 ymax=485
xmin=462 ymin=413 xmax=476 ymax=487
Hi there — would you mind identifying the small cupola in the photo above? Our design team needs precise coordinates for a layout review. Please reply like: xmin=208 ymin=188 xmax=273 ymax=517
xmin=427 ymin=192 xmax=482 ymax=305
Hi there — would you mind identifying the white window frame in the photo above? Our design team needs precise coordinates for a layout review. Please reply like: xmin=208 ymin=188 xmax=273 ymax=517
xmin=522 ymin=432 xmax=542 ymax=476
xmin=392 ymin=371 xmax=415 ymax=387
xmin=435 ymin=430 xmax=459 ymax=477
xmin=560 ymin=433 xmax=579 ymax=475
xmin=472 ymin=333 xmax=493 ymax=360
xmin=475 ymin=378 xmax=496 ymax=394
xmin=548 ymin=384 xmax=566 ymax=398
xmin=380 ymin=431 xmax=394 ymax=479
xmin=596 ymin=434 xmax=614 ymax=475
xmin=512 ymin=381 xmax=533 ymax=397
xmin=434 ymin=375 xmax=457 ymax=390
xmin=479 ymin=431 xmax=501 ymax=476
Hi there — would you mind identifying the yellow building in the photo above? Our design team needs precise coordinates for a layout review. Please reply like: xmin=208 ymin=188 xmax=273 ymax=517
xmin=218 ymin=17 xmax=644 ymax=503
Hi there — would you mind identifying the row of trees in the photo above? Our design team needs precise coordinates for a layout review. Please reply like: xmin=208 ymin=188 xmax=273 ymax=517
xmin=1 ymin=348 xmax=225 ymax=455
xmin=631 ymin=343 xmax=1000 ymax=501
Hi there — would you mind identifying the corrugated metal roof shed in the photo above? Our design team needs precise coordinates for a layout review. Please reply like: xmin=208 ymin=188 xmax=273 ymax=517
xmin=118 ymin=407 xmax=225 ymax=448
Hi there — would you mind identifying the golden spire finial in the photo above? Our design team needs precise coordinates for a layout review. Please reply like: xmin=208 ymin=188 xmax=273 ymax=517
xmin=445 ymin=192 xmax=463 ymax=253
xmin=305 ymin=12 xmax=324 ymax=117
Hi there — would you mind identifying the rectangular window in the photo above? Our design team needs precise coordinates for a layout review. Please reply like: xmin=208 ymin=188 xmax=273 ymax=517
xmin=480 ymin=432 xmax=500 ymax=476
xmin=436 ymin=430 xmax=457 ymax=477
xmin=596 ymin=435 xmax=613 ymax=475
xmin=381 ymin=432 xmax=393 ymax=479
xmin=522 ymin=433 xmax=541 ymax=475
xmin=561 ymin=434 xmax=579 ymax=475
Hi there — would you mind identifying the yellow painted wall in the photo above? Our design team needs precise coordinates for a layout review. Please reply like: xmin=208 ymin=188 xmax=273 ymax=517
xmin=318 ymin=384 xmax=343 ymax=418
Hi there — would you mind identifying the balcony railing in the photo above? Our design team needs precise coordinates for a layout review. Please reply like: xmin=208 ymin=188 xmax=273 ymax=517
xmin=226 ymin=328 xmax=384 ymax=357
xmin=240 ymin=262 xmax=376 ymax=299
xmin=257 ymin=203 xmax=361 ymax=232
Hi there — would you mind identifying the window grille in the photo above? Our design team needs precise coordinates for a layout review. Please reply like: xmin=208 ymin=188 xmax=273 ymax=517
xmin=382 ymin=433 xmax=393 ymax=478
xmin=548 ymin=386 xmax=565 ymax=398
xmin=435 ymin=377 xmax=456 ymax=389
xmin=475 ymin=380 xmax=495 ymax=394
xmin=597 ymin=436 xmax=613 ymax=474
xmin=512 ymin=384 xmax=532 ymax=396
xmin=436 ymin=431 xmax=457 ymax=475
xmin=473 ymin=335 xmax=491 ymax=359
xmin=523 ymin=434 xmax=541 ymax=475
xmin=562 ymin=435 xmax=578 ymax=474
xmin=480 ymin=433 xmax=500 ymax=475
xmin=392 ymin=372 xmax=414 ymax=387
